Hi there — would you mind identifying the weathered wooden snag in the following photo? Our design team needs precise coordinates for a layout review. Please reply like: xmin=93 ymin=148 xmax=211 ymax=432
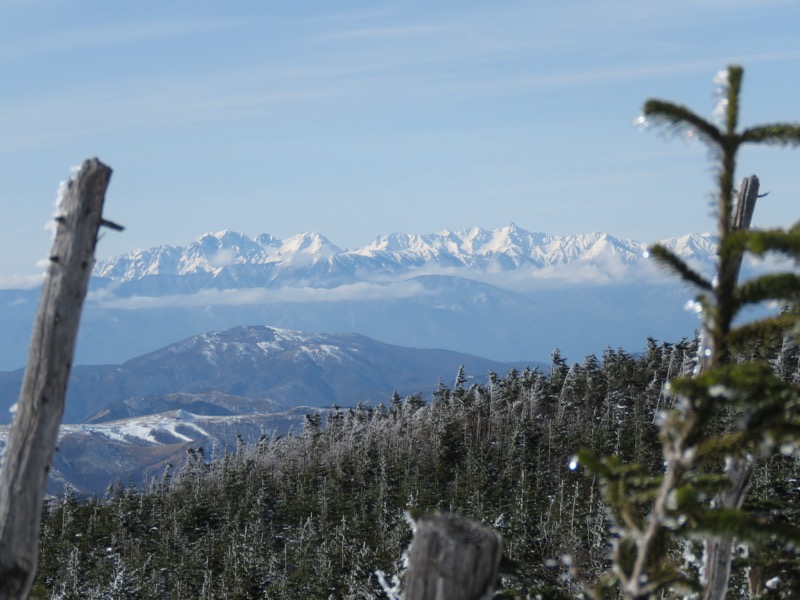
xmin=404 ymin=513 xmax=502 ymax=600
xmin=0 ymin=159 xmax=114 ymax=599
xmin=702 ymin=175 xmax=760 ymax=600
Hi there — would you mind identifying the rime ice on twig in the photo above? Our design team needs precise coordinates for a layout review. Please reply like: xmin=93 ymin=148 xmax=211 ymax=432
xmin=633 ymin=114 xmax=650 ymax=131
xmin=712 ymin=68 xmax=730 ymax=126
xmin=45 ymin=177 xmax=74 ymax=240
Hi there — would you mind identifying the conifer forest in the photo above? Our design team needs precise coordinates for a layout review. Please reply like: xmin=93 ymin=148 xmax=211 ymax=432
xmin=29 ymin=340 xmax=800 ymax=598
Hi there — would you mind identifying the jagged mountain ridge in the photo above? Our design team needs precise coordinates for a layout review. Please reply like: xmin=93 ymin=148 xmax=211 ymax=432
xmin=93 ymin=224 xmax=718 ymax=283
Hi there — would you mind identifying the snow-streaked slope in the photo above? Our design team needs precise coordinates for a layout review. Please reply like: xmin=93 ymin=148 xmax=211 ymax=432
xmin=0 ymin=404 xmax=319 ymax=495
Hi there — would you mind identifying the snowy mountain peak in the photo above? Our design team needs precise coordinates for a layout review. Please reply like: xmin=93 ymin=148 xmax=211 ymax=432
xmin=361 ymin=232 xmax=442 ymax=256
xmin=277 ymin=231 xmax=341 ymax=267
xmin=483 ymin=223 xmax=532 ymax=255
xmin=183 ymin=230 xmax=266 ymax=271
xmin=279 ymin=231 xmax=340 ymax=256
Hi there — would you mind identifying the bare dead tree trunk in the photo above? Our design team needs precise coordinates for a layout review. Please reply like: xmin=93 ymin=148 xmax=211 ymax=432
xmin=403 ymin=513 xmax=502 ymax=600
xmin=702 ymin=175 xmax=759 ymax=600
xmin=0 ymin=159 xmax=115 ymax=599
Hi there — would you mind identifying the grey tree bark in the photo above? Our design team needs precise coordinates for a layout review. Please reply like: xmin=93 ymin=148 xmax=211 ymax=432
xmin=0 ymin=159 xmax=115 ymax=599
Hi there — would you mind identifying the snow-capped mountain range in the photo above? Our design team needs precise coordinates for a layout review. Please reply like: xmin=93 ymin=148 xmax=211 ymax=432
xmin=93 ymin=224 xmax=717 ymax=284
xmin=0 ymin=224 xmax=719 ymax=371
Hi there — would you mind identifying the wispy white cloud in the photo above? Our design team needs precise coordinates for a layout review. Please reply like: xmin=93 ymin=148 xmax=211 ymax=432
xmin=293 ymin=6 xmax=401 ymax=27
xmin=454 ymin=259 xmax=672 ymax=290
xmin=0 ymin=71 xmax=346 ymax=143
xmin=390 ymin=50 xmax=800 ymax=100
xmin=89 ymin=280 xmax=431 ymax=310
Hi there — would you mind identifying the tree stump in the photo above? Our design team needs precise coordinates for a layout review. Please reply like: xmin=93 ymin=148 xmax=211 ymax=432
xmin=404 ymin=513 xmax=502 ymax=600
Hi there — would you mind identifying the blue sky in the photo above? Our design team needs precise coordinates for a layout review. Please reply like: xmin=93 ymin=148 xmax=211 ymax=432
xmin=2 ymin=0 xmax=800 ymax=285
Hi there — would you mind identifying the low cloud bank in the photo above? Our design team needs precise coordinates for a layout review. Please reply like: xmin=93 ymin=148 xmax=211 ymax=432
xmin=89 ymin=280 xmax=431 ymax=310
xmin=403 ymin=257 xmax=676 ymax=291
xmin=87 ymin=257 xmax=690 ymax=310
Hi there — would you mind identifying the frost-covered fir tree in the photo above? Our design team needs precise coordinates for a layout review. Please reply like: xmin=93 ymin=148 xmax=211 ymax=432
xmin=579 ymin=66 xmax=800 ymax=600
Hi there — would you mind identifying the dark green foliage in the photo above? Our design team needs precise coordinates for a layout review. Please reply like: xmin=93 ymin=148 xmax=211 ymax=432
xmin=29 ymin=337 xmax=800 ymax=597
xmin=33 ymin=341 xmax=776 ymax=598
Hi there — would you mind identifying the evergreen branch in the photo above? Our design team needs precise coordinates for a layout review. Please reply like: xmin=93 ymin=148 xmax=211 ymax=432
xmin=723 ymin=66 xmax=743 ymax=135
xmin=740 ymin=123 xmax=800 ymax=146
xmin=745 ymin=224 xmax=800 ymax=259
xmin=728 ymin=312 xmax=800 ymax=349
xmin=693 ymin=432 xmax=754 ymax=463
xmin=722 ymin=230 xmax=749 ymax=257
xmin=744 ymin=403 xmax=800 ymax=439
xmin=692 ymin=509 xmax=800 ymax=547
xmin=643 ymin=100 xmax=722 ymax=145
xmin=735 ymin=273 xmax=800 ymax=307
xmin=648 ymin=244 xmax=713 ymax=291
xmin=669 ymin=363 xmax=789 ymax=415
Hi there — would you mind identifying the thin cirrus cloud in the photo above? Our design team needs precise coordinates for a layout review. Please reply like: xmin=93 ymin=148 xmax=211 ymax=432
xmin=2 ymin=0 xmax=799 ymax=144
xmin=2 ymin=48 xmax=798 ymax=159
xmin=0 ymin=67 xmax=352 ymax=139
xmin=0 ymin=56 xmax=735 ymax=141
xmin=310 ymin=23 xmax=471 ymax=42
xmin=404 ymin=49 xmax=800 ymax=100
xmin=0 ymin=17 xmax=252 ymax=62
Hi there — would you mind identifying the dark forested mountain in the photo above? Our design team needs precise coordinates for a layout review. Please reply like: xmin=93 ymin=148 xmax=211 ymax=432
xmin=0 ymin=325 xmax=533 ymax=425
xmin=0 ymin=325 xmax=535 ymax=493
xmin=0 ymin=225 xmax=719 ymax=370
